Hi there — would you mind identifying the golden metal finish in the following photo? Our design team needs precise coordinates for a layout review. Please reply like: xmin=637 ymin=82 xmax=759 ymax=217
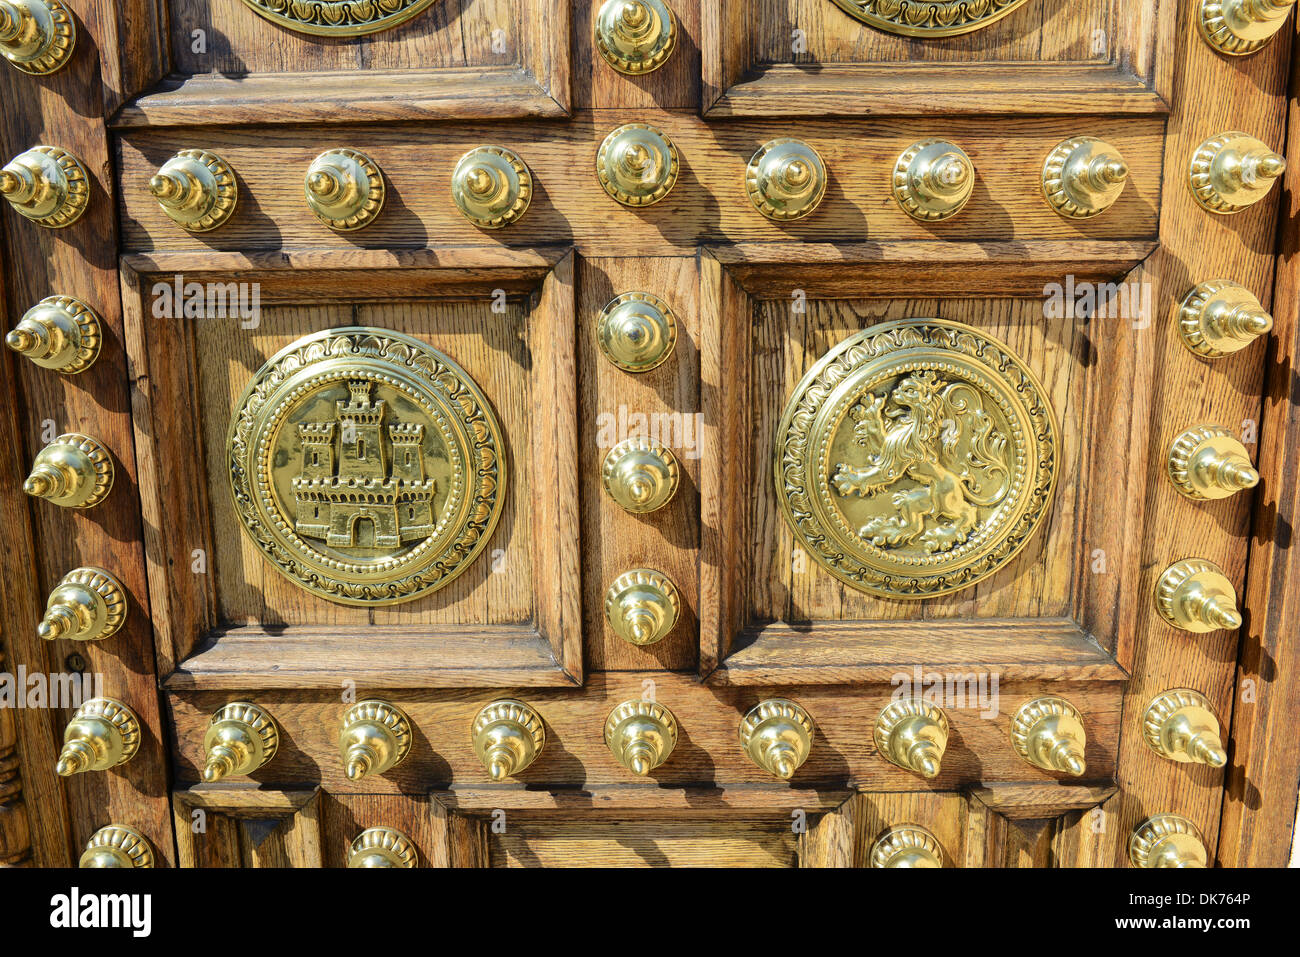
xmin=827 ymin=0 xmax=1033 ymax=36
xmin=38 ymin=567 xmax=127 ymax=642
xmin=1155 ymin=558 xmax=1242 ymax=633
xmin=0 ymin=145 xmax=88 ymax=227
xmin=1010 ymin=696 xmax=1087 ymax=776
xmin=1042 ymin=136 xmax=1130 ymax=219
xmin=228 ymin=328 xmax=506 ymax=605
xmin=348 ymin=826 xmax=418 ymax=868
xmin=339 ymin=699 xmax=412 ymax=782
xmin=1189 ymin=131 xmax=1285 ymax=214
xmin=472 ymin=699 xmax=544 ymax=780
xmin=149 ymin=149 xmax=237 ymax=232
xmin=1167 ymin=425 xmax=1259 ymax=501
xmin=604 ymin=568 xmax=680 ymax=646
xmin=202 ymin=702 xmax=279 ymax=782
xmin=238 ymin=0 xmax=439 ymax=37
xmin=596 ymin=0 xmax=677 ymax=75
xmin=56 ymin=698 xmax=140 ymax=777
xmin=739 ymin=698 xmax=813 ymax=780
xmin=6 ymin=296 xmax=101 ymax=373
xmin=602 ymin=436 xmax=679 ymax=513
xmin=0 ymin=0 xmax=74 ymax=75
xmin=892 ymin=139 xmax=974 ymax=222
xmin=1143 ymin=689 xmax=1228 ymax=767
xmin=1199 ymin=0 xmax=1296 ymax=56
xmin=24 ymin=432 xmax=113 ymax=508
xmin=745 ymin=138 xmax=828 ymax=221
xmin=451 ymin=146 xmax=532 ymax=229
xmin=1129 ymin=814 xmax=1208 ymax=868
xmin=79 ymin=825 xmax=154 ymax=869
xmin=874 ymin=699 xmax=948 ymax=779
xmin=870 ymin=825 xmax=944 ymax=868
xmin=604 ymin=699 xmax=678 ymax=775
xmin=596 ymin=291 xmax=677 ymax=372
xmin=775 ymin=319 xmax=1059 ymax=598
xmin=597 ymin=122 xmax=678 ymax=207
xmin=305 ymin=148 xmax=385 ymax=231
xmin=1178 ymin=280 xmax=1274 ymax=358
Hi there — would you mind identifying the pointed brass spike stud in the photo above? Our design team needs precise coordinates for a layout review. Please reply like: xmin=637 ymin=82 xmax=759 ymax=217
xmin=597 ymin=122 xmax=679 ymax=206
xmin=1189 ymin=131 xmax=1285 ymax=214
xmin=602 ymin=436 xmax=679 ymax=513
xmin=348 ymin=826 xmax=418 ymax=868
xmin=1155 ymin=558 xmax=1242 ymax=633
xmin=0 ymin=0 xmax=76 ymax=76
xmin=605 ymin=698 xmax=678 ymax=775
xmin=1042 ymin=136 xmax=1130 ymax=218
xmin=1 ymin=145 xmax=88 ymax=227
xmin=595 ymin=0 xmax=677 ymax=75
xmin=56 ymin=698 xmax=140 ymax=777
xmin=1167 ymin=426 xmax=1260 ymax=500
xmin=745 ymin=138 xmax=828 ymax=221
xmin=1178 ymin=280 xmax=1274 ymax=358
xmin=739 ymin=698 xmax=813 ymax=780
xmin=596 ymin=291 xmax=677 ymax=373
xmin=471 ymin=699 xmax=545 ymax=780
xmin=1199 ymin=0 xmax=1297 ymax=56
xmin=338 ymin=699 xmax=412 ymax=782
xmin=870 ymin=825 xmax=945 ymax=868
xmin=1143 ymin=690 xmax=1228 ymax=767
xmin=149 ymin=149 xmax=237 ymax=232
xmin=79 ymin=825 xmax=154 ymax=868
xmin=1129 ymin=814 xmax=1208 ymax=868
xmin=893 ymin=138 xmax=975 ymax=222
xmin=38 ymin=567 xmax=127 ymax=642
xmin=201 ymin=702 xmax=279 ymax=783
xmin=875 ymin=699 xmax=949 ymax=779
xmin=451 ymin=145 xmax=532 ymax=228
xmin=304 ymin=148 xmax=385 ymax=231
xmin=6 ymin=296 xmax=101 ymax=373
xmin=1010 ymin=696 xmax=1088 ymax=776
xmin=24 ymin=433 xmax=113 ymax=508
xmin=604 ymin=568 xmax=681 ymax=646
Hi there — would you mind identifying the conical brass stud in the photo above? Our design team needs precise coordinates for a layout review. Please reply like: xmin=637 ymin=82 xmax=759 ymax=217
xmin=892 ymin=139 xmax=975 ymax=222
xmin=1010 ymin=696 xmax=1087 ymax=776
xmin=56 ymin=698 xmax=140 ymax=776
xmin=745 ymin=138 xmax=828 ymax=221
xmin=602 ymin=436 xmax=679 ymax=513
xmin=24 ymin=432 xmax=113 ymax=508
xmin=595 ymin=0 xmax=677 ymax=75
xmin=1 ymin=145 xmax=89 ymax=227
xmin=6 ymin=296 xmax=101 ymax=373
xmin=339 ymin=699 xmax=412 ymax=782
xmin=870 ymin=825 xmax=945 ymax=868
xmin=471 ymin=699 xmax=545 ymax=780
xmin=451 ymin=145 xmax=532 ymax=228
xmin=1129 ymin=814 xmax=1208 ymax=868
xmin=79 ymin=825 xmax=154 ymax=869
xmin=305 ymin=148 xmax=385 ymax=231
xmin=1155 ymin=558 xmax=1242 ymax=633
xmin=1199 ymin=0 xmax=1296 ymax=56
xmin=201 ymin=702 xmax=279 ymax=783
xmin=1178 ymin=280 xmax=1274 ymax=358
xmin=605 ymin=698 xmax=678 ymax=775
xmin=597 ymin=122 xmax=679 ymax=207
xmin=1143 ymin=689 xmax=1228 ymax=767
xmin=0 ymin=0 xmax=76 ymax=75
xmin=1042 ymin=136 xmax=1130 ymax=218
xmin=149 ymin=149 xmax=237 ymax=232
xmin=739 ymin=698 xmax=813 ymax=780
xmin=596 ymin=291 xmax=677 ymax=372
xmin=38 ymin=567 xmax=127 ymax=642
xmin=604 ymin=568 xmax=680 ymax=646
xmin=875 ymin=699 xmax=949 ymax=779
xmin=347 ymin=826 xmax=418 ymax=868
xmin=1189 ymin=131 xmax=1285 ymax=214
xmin=1168 ymin=426 xmax=1259 ymax=500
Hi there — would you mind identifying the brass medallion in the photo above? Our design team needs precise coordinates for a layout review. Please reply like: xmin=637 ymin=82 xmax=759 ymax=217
xmin=238 ymin=0 xmax=440 ymax=37
xmin=827 ymin=0 xmax=1033 ymax=37
xmin=775 ymin=319 xmax=1058 ymax=599
xmin=228 ymin=327 xmax=506 ymax=606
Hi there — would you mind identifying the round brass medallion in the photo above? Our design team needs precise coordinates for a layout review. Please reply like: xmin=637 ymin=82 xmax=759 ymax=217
xmin=237 ymin=0 xmax=440 ymax=37
xmin=228 ymin=327 xmax=506 ymax=605
xmin=827 ymin=0 xmax=1033 ymax=37
xmin=775 ymin=319 xmax=1059 ymax=599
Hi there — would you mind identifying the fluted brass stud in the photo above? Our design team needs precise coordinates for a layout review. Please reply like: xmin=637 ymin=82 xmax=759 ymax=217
xmin=596 ymin=0 xmax=677 ymax=74
xmin=471 ymin=699 xmax=545 ymax=780
xmin=56 ymin=698 xmax=140 ymax=776
xmin=1010 ymin=696 xmax=1087 ymax=776
xmin=1155 ymin=558 xmax=1242 ymax=633
xmin=739 ymin=698 xmax=813 ymax=780
xmin=605 ymin=698 xmax=678 ymax=775
xmin=39 ymin=567 xmax=127 ymax=642
xmin=745 ymin=138 xmax=828 ymax=221
xmin=597 ymin=122 xmax=678 ymax=207
xmin=1143 ymin=690 xmax=1228 ymax=767
xmin=201 ymin=702 xmax=279 ymax=783
xmin=0 ymin=0 xmax=74 ymax=75
xmin=79 ymin=825 xmax=154 ymax=869
xmin=451 ymin=145 xmax=532 ymax=228
xmin=339 ymin=699 xmax=412 ymax=782
xmin=603 ymin=436 xmax=679 ymax=513
xmin=1178 ymin=280 xmax=1274 ymax=358
xmin=1189 ymin=132 xmax=1285 ymax=214
xmin=604 ymin=568 xmax=680 ymax=646
xmin=1042 ymin=136 xmax=1130 ymax=219
xmin=305 ymin=148 xmax=385 ymax=231
xmin=149 ymin=149 xmax=237 ymax=232
xmin=596 ymin=291 xmax=677 ymax=372
xmin=1168 ymin=426 xmax=1259 ymax=500
xmin=870 ymin=825 xmax=944 ymax=868
xmin=6 ymin=296 xmax=101 ymax=373
xmin=893 ymin=139 xmax=974 ymax=222
xmin=875 ymin=699 xmax=949 ymax=779
xmin=1129 ymin=814 xmax=1208 ymax=868
xmin=1199 ymin=0 xmax=1296 ymax=56
xmin=348 ymin=826 xmax=418 ymax=868
xmin=1 ymin=145 xmax=88 ymax=227
xmin=24 ymin=432 xmax=113 ymax=508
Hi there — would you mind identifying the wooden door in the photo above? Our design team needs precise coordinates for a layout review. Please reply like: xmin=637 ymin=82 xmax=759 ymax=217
xmin=1 ymin=0 xmax=1297 ymax=869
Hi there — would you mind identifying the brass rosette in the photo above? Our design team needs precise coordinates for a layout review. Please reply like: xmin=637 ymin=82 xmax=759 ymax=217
xmin=0 ymin=0 xmax=77 ymax=75
xmin=827 ymin=0 xmax=1033 ymax=37
xmin=79 ymin=825 xmax=155 ymax=869
xmin=238 ymin=0 xmax=440 ymax=37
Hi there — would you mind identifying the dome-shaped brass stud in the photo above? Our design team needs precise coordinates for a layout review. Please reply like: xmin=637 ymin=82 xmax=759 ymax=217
xmin=79 ymin=825 xmax=154 ymax=869
xmin=38 ymin=567 xmax=127 ymax=642
xmin=595 ymin=0 xmax=677 ymax=75
xmin=1010 ymin=696 xmax=1087 ymax=776
xmin=1042 ymin=136 xmax=1130 ymax=219
xmin=305 ymin=148 xmax=385 ymax=231
xmin=347 ymin=826 xmax=418 ymax=868
xmin=1178 ymin=280 xmax=1274 ymax=358
xmin=1198 ymin=0 xmax=1297 ymax=56
xmin=451 ymin=145 xmax=532 ymax=228
xmin=0 ymin=145 xmax=88 ymax=227
xmin=0 ymin=0 xmax=75 ymax=75
xmin=201 ymin=701 xmax=279 ymax=783
xmin=1189 ymin=131 xmax=1285 ymax=214
xmin=56 ymin=698 xmax=140 ymax=776
xmin=602 ymin=436 xmax=679 ymax=513
xmin=739 ymin=698 xmax=813 ymax=780
xmin=24 ymin=432 xmax=113 ymax=508
xmin=150 ymin=149 xmax=237 ymax=232
xmin=596 ymin=291 xmax=677 ymax=372
xmin=875 ymin=699 xmax=949 ymax=779
xmin=1129 ymin=814 xmax=1208 ymax=868
xmin=870 ymin=825 xmax=945 ymax=868
xmin=597 ymin=122 xmax=679 ymax=207
xmin=892 ymin=138 xmax=975 ymax=222
xmin=604 ymin=699 xmax=678 ymax=775
xmin=604 ymin=568 xmax=680 ymax=646
xmin=6 ymin=296 xmax=101 ymax=374
xmin=1155 ymin=558 xmax=1242 ymax=633
xmin=339 ymin=699 xmax=412 ymax=782
xmin=471 ymin=699 xmax=545 ymax=780
xmin=1167 ymin=425 xmax=1259 ymax=501
xmin=745 ymin=138 xmax=828 ymax=221
xmin=1143 ymin=689 xmax=1228 ymax=767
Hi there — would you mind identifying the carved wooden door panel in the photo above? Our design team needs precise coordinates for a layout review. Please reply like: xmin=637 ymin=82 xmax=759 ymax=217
xmin=1 ymin=0 xmax=1298 ymax=870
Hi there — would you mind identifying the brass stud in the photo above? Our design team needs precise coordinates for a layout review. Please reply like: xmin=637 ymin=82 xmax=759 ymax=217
xmin=739 ymin=698 xmax=813 ymax=780
xmin=6 ymin=296 xmax=101 ymax=374
xmin=38 ymin=567 xmax=127 ymax=642
xmin=201 ymin=702 xmax=279 ymax=782
xmin=305 ymin=148 xmax=385 ymax=231
xmin=1143 ymin=690 xmax=1228 ymax=767
xmin=0 ymin=145 xmax=88 ymax=227
xmin=595 ymin=0 xmax=677 ymax=75
xmin=1178 ymin=280 xmax=1274 ymax=358
xmin=1167 ymin=425 xmax=1259 ymax=500
xmin=339 ymin=699 xmax=412 ymax=782
xmin=1042 ymin=136 xmax=1129 ymax=219
xmin=892 ymin=138 xmax=974 ymax=222
xmin=56 ymin=698 xmax=140 ymax=776
xmin=602 ymin=436 xmax=679 ymax=513
xmin=347 ymin=826 xmax=418 ymax=868
xmin=1129 ymin=814 xmax=1208 ymax=868
xmin=0 ymin=0 xmax=75 ymax=76
xmin=24 ymin=432 xmax=113 ymax=509
xmin=451 ymin=145 xmax=532 ymax=228
xmin=596 ymin=291 xmax=677 ymax=372
xmin=1155 ymin=558 xmax=1242 ymax=633
xmin=745 ymin=138 xmax=828 ymax=221
xmin=79 ymin=825 xmax=154 ymax=869
xmin=604 ymin=568 xmax=680 ymax=646
xmin=1010 ymin=696 xmax=1087 ymax=776
xmin=875 ymin=698 xmax=949 ymax=779
xmin=1198 ymin=0 xmax=1297 ymax=56
xmin=1189 ymin=131 xmax=1285 ymax=214
xmin=471 ymin=699 xmax=545 ymax=780
xmin=870 ymin=825 xmax=945 ymax=868
xmin=597 ymin=122 xmax=678 ymax=207
xmin=150 ymin=149 xmax=237 ymax=232
xmin=604 ymin=698 xmax=678 ymax=775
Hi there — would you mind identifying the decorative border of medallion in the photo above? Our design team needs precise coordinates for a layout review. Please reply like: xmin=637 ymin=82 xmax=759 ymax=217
xmin=826 ymin=0 xmax=1034 ymax=38
xmin=238 ymin=0 xmax=441 ymax=37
